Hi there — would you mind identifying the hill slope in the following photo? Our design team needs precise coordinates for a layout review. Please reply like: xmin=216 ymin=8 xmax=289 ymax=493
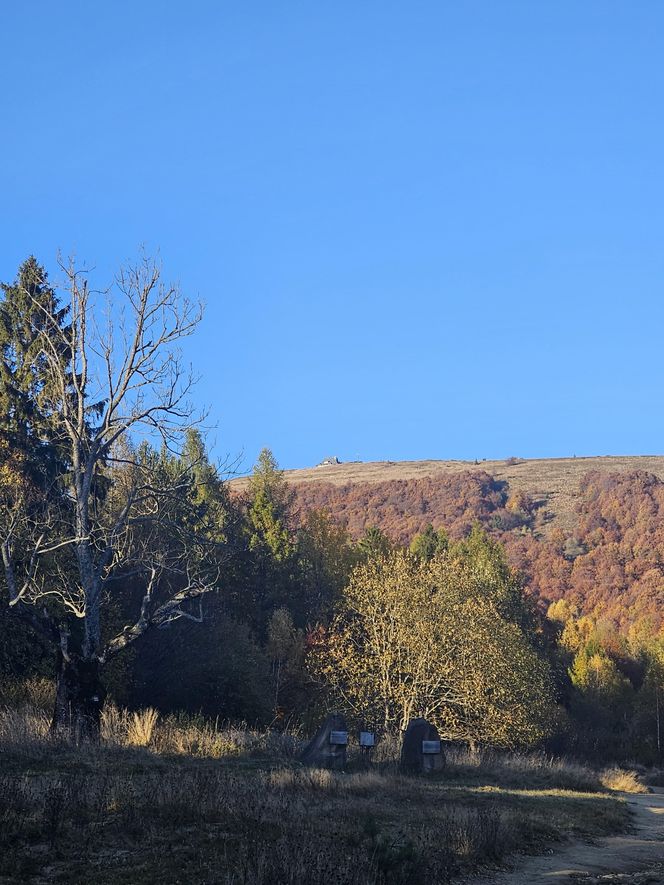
xmin=267 ymin=455 xmax=664 ymax=629
xmin=281 ymin=455 xmax=664 ymax=538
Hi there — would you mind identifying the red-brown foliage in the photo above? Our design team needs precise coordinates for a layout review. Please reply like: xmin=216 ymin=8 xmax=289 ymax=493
xmin=291 ymin=469 xmax=664 ymax=629
xmin=292 ymin=471 xmax=512 ymax=544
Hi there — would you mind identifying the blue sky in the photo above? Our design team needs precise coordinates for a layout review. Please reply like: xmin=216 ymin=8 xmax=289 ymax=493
xmin=2 ymin=2 xmax=663 ymax=471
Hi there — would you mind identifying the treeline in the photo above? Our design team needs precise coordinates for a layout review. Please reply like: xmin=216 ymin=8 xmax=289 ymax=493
xmin=1 ymin=442 xmax=556 ymax=747
xmin=546 ymin=598 xmax=664 ymax=761
xmin=5 ymin=438 xmax=663 ymax=760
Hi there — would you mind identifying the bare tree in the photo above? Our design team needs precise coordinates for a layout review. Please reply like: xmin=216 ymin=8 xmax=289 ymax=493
xmin=0 ymin=253 xmax=224 ymax=740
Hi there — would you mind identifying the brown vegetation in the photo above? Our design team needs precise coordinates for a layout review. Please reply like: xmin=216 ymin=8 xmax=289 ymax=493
xmin=509 ymin=470 xmax=664 ymax=627
xmin=292 ymin=471 xmax=512 ymax=543
xmin=0 ymin=701 xmax=635 ymax=885
xmin=259 ymin=455 xmax=664 ymax=534
xmin=276 ymin=459 xmax=664 ymax=628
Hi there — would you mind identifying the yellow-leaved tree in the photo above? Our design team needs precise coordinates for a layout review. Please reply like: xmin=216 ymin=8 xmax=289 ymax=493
xmin=310 ymin=545 xmax=554 ymax=747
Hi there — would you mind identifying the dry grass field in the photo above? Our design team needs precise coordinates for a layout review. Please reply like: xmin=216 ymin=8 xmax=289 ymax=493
xmin=232 ymin=455 xmax=664 ymax=537
xmin=0 ymin=693 xmax=641 ymax=885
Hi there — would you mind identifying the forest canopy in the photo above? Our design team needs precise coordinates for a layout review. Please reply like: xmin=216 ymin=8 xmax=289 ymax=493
xmin=291 ymin=469 xmax=664 ymax=630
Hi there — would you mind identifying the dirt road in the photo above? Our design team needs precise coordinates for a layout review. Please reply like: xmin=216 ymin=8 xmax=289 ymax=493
xmin=472 ymin=788 xmax=664 ymax=883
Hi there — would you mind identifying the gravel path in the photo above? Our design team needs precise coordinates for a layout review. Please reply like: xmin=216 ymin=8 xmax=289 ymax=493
xmin=471 ymin=788 xmax=664 ymax=884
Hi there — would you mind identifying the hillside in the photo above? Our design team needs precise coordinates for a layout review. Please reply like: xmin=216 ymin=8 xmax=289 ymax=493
xmin=280 ymin=455 xmax=664 ymax=538
xmin=235 ymin=455 xmax=664 ymax=629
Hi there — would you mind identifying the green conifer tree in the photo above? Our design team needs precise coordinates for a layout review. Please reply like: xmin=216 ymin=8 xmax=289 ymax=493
xmin=244 ymin=449 xmax=299 ymax=631
xmin=0 ymin=256 xmax=70 ymax=483
xmin=247 ymin=448 xmax=295 ymax=562
xmin=409 ymin=523 xmax=449 ymax=560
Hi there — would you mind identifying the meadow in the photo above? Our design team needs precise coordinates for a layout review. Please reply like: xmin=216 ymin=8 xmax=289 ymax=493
xmin=0 ymin=681 xmax=649 ymax=885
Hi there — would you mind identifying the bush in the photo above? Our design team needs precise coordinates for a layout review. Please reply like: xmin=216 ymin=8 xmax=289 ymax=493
xmin=599 ymin=767 xmax=649 ymax=793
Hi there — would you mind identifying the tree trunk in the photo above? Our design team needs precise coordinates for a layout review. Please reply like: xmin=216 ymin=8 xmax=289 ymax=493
xmin=51 ymin=652 xmax=106 ymax=743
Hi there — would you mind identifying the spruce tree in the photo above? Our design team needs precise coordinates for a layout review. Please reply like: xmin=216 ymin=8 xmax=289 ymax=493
xmin=245 ymin=448 xmax=299 ymax=631
xmin=0 ymin=257 xmax=71 ymax=688
xmin=0 ymin=256 xmax=70 ymax=484
xmin=247 ymin=448 xmax=295 ymax=561
xmin=409 ymin=523 xmax=449 ymax=561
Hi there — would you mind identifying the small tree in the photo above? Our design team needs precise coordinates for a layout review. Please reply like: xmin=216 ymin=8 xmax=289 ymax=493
xmin=409 ymin=523 xmax=448 ymax=561
xmin=568 ymin=647 xmax=635 ymax=755
xmin=357 ymin=525 xmax=394 ymax=560
xmin=0 ymin=253 xmax=224 ymax=740
xmin=267 ymin=606 xmax=304 ymax=719
xmin=243 ymin=448 xmax=299 ymax=631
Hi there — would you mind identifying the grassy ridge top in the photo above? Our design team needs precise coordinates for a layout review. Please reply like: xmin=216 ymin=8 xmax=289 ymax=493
xmin=275 ymin=455 xmax=664 ymax=536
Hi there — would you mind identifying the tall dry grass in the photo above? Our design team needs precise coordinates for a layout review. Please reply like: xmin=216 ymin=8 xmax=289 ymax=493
xmin=0 ymin=676 xmax=55 ymax=710
xmin=599 ymin=766 xmax=650 ymax=794
xmin=442 ymin=745 xmax=605 ymax=792
xmin=0 ymin=702 xmax=635 ymax=883
xmin=0 ymin=697 xmax=648 ymax=795
xmin=127 ymin=707 xmax=159 ymax=746
xmin=365 ymin=735 xmax=646 ymax=794
xmin=0 ymin=697 xmax=302 ymax=763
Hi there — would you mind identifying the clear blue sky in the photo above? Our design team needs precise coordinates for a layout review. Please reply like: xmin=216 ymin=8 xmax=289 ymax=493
xmin=2 ymin=2 xmax=663 ymax=471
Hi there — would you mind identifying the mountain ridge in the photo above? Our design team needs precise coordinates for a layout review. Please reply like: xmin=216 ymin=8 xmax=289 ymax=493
xmin=262 ymin=455 xmax=664 ymax=538
xmin=236 ymin=455 xmax=664 ymax=627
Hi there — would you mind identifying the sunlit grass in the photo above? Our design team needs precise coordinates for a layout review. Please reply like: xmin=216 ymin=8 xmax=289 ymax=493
xmin=0 ymin=701 xmax=637 ymax=883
